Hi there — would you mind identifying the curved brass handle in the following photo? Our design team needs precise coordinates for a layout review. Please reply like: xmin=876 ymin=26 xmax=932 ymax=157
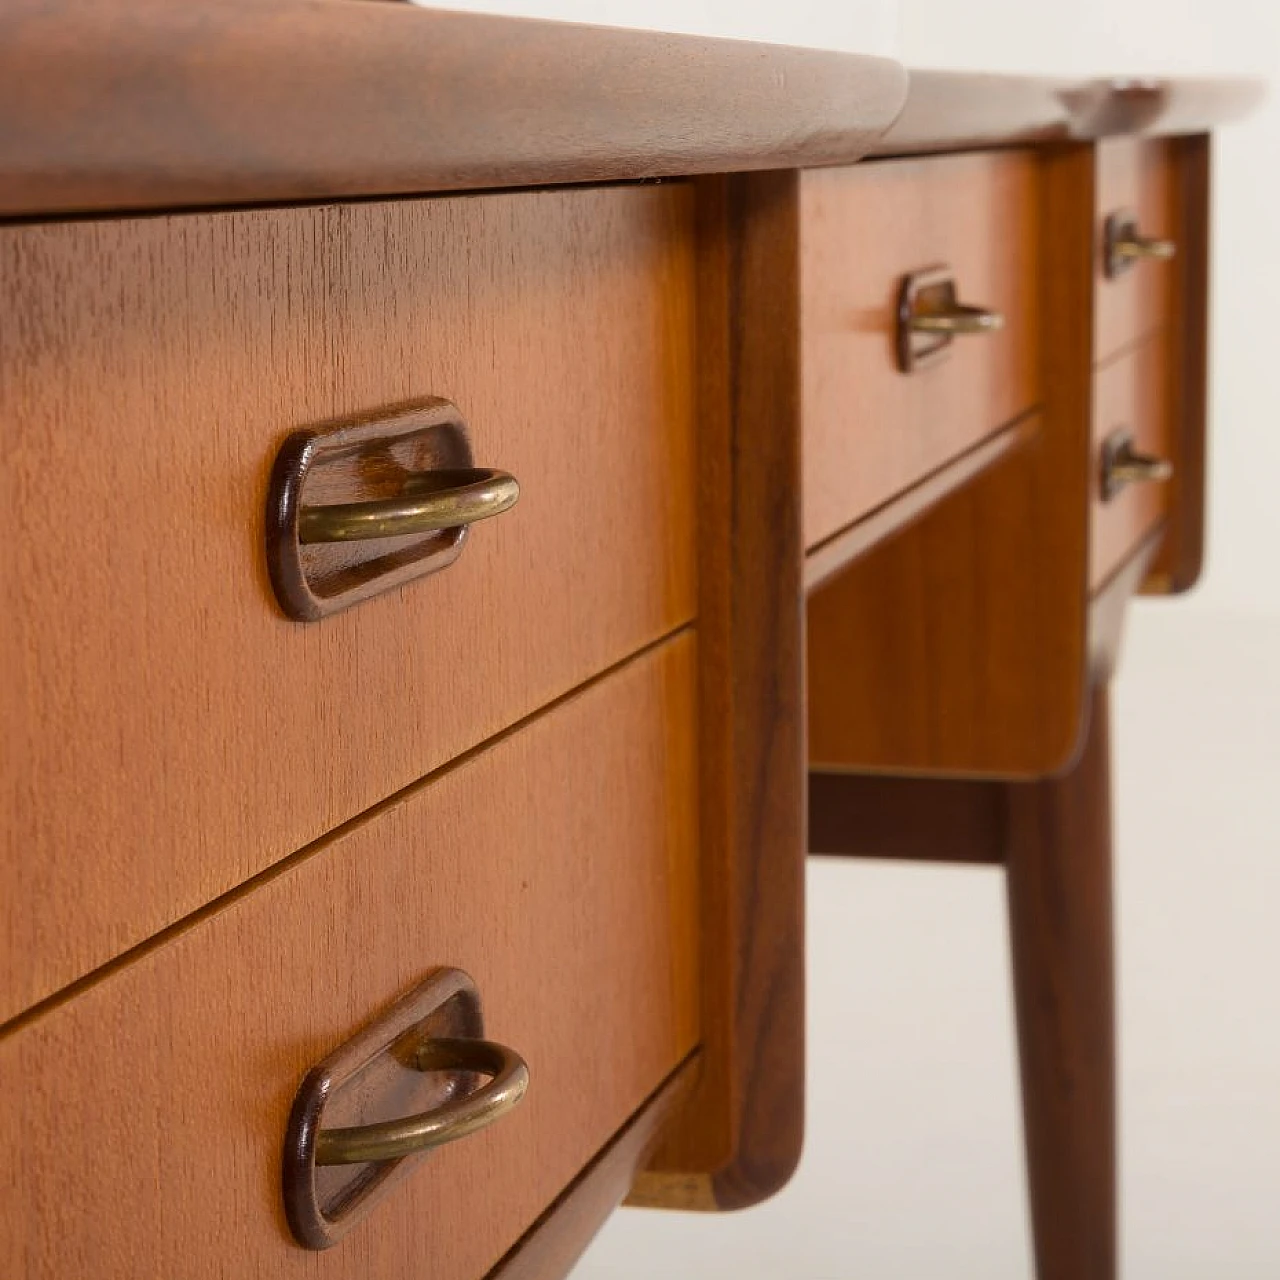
xmin=1105 ymin=210 xmax=1176 ymax=278
xmin=315 ymin=1037 xmax=529 ymax=1166
xmin=298 ymin=468 xmax=520 ymax=545
xmin=1113 ymin=232 xmax=1176 ymax=263
xmin=908 ymin=304 xmax=1005 ymax=336
xmin=1101 ymin=430 xmax=1173 ymax=501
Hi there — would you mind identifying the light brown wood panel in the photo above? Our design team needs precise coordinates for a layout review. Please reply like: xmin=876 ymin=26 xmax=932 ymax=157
xmin=807 ymin=146 xmax=1095 ymax=779
xmin=803 ymin=416 xmax=1034 ymax=593
xmin=0 ymin=185 xmax=697 ymax=1023
xmin=0 ymin=636 xmax=700 ymax=1279
xmin=1095 ymin=138 xmax=1177 ymax=363
xmin=1091 ymin=336 xmax=1172 ymax=590
xmin=800 ymin=150 xmax=1041 ymax=548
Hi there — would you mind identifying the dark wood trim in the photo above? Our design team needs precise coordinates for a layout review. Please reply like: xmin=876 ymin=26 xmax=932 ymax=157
xmin=0 ymin=0 xmax=904 ymax=217
xmin=804 ymin=417 xmax=1035 ymax=592
xmin=1006 ymin=686 xmax=1116 ymax=1280
xmin=1146 ymin=134 xmax=1211 ymax=594
xmin=814 ymin=690 xmax=1119 ymax=1280
xmin=488 ymin=1057 xmax=698 ymax=1279
xmin=809 ymin=772 xmax=1004 ymax=863
xmin=876 ymin=73 xmax=1263 ymax=158
xmin=637 ymin=171 xmax=807 ymax=1211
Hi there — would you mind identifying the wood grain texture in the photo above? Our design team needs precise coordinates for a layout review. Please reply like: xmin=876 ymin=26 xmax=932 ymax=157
xmin=809 ymin=771 xmax=1004 ymax=864
xmin=804 ymin=416 xmax=1034 ymax=593
xmin=1146 ymin=134 xmax=1211 ymax=594
xmin=1091 ymin=336 xmax=1172 ymax=589
xmin=1007 ymin=686 xmax=1116 ymax=1280
xmin=0 ymin=0 xmax=906 ymax=216
xmin=1095 ymin=138 xmax=1178 ymax=364
xmin=1088 ymin=528 xmax=1164 ymax=682
xmin=0 ymin=636 xmax=700 ymax=1280
xmin=0 ymin=184 xmax=697 ymax=1022
xmin=637 ymin=172 xmax=807 ymax=1209
xmin=876 ymin=71 xmax=1264 ymax=157
xmin=807 ymin=145 xmax=1096 ymax=779
xmin=490 ymin=1060 xmax=697 ymax=1280
xmin=800 ymin=150 xmax=1041 ymax=548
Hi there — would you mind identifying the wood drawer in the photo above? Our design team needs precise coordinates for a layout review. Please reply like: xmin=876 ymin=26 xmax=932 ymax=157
xmin=0 ymin=635 xmax=699 ymax=1278
xmin=800 ymin=150 xmax=1040 ymax=549
xmin=1091 ymin=338 xmax=1172 ymax=590
xmin=0 ymin=185 xmax=696 ymax=1021
xmin=1095 ymin=138 xmax=1177 ymax=364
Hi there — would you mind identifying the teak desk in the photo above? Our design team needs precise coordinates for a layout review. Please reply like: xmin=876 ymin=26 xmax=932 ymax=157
xmin=0 ymin=5 xmax=1262 ymax=1278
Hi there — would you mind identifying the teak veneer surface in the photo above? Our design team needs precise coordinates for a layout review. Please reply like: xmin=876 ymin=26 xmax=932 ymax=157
xmin=0 ymin=0 xmax=906 ymax=216
xmin=0 ymin=636 xmax=700 ymax=1280
xmin=806 ymin=146 xmax=1097 ymax=778
xmin=491 ymin=1063 xmax=697 ymax=1280
xmin=800 ymin=150 xmax=1040 ymax=549
xmin=1 ymin=183 xmax=697 ymax=1022
xmin=803 ymin=416 xmax=1035 ymax=592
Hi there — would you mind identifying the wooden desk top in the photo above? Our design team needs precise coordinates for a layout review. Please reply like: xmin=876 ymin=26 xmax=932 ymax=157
xmin=0 ymin=2 xmax=1262 ymax=217
xmin=875 ymin=71 xmax=1266 ymax=156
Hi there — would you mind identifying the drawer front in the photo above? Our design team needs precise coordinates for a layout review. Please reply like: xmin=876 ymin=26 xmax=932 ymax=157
xmin=800 ymin=150 xmax=1041 ymax=548
xmin=1 ymin=186 xmax=697 ymax=1020
xmin=0 ymin=636 xmax=699 ymax=1278
xmin=1091 ymin=338 xmax=1172 ymax=590
xmin=1095 ymin=138 xmax=1177 ymax=363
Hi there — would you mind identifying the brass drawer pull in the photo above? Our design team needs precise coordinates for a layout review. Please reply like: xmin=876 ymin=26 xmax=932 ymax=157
xmin=299 ymin=468 xmax=519 ymax=544
xmin=266 ymin=397 xmax=520 ymax=621
xmin=314 ymin=1036 xmax=529 ymax=1165
xmin=1100 ymin=428 xmax=1173 ymax=501
xmin=907 ymin=305 xmax=1005 ymax=336
xmin=1104 ymin=210 xmax=1176 ymax=278
xmin=897 ymin=265 xmax=1004 ymax=373
xmin=283 ymin=967 xmax=528 ymax=1250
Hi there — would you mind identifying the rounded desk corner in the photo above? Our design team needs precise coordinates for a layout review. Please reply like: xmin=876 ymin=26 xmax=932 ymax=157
xmin=629 ymin=1103 xmax=805 ymax=1214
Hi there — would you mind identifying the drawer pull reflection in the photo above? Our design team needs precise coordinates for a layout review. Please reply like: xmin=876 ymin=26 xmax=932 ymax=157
xmin=1104 ymin=209 xmax=1176 ymax=278
xmin=1100 ymin=428 xmax=1173 ymax=501
xmin=897 ymin=265 xmax=1004 ymax=373
xmin=266 ymin=397 xmax=520 ymax=621
xmin=283 ymin=967 xmax=529 ymax=1250
xmin=299 ymin=468 xmax=519 ymax=544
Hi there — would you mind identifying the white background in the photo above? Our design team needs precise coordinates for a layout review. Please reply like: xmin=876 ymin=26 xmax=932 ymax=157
xmin=418 ymin=2 xmax=1280 ymax=1275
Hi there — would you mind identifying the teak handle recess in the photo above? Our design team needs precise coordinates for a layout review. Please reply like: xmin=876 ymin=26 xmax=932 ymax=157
xmin=897 ymin=265 xmax=1004 ymax=372
xmin=266 ymin=398 xmax=520 ymax=621
xmin=282 ymin=967 xmax=526 ymax=1249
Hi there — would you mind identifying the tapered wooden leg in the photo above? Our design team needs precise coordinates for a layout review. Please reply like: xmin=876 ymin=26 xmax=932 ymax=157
xmin=1005 ymin=686 xmax=1116 ymax=1280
